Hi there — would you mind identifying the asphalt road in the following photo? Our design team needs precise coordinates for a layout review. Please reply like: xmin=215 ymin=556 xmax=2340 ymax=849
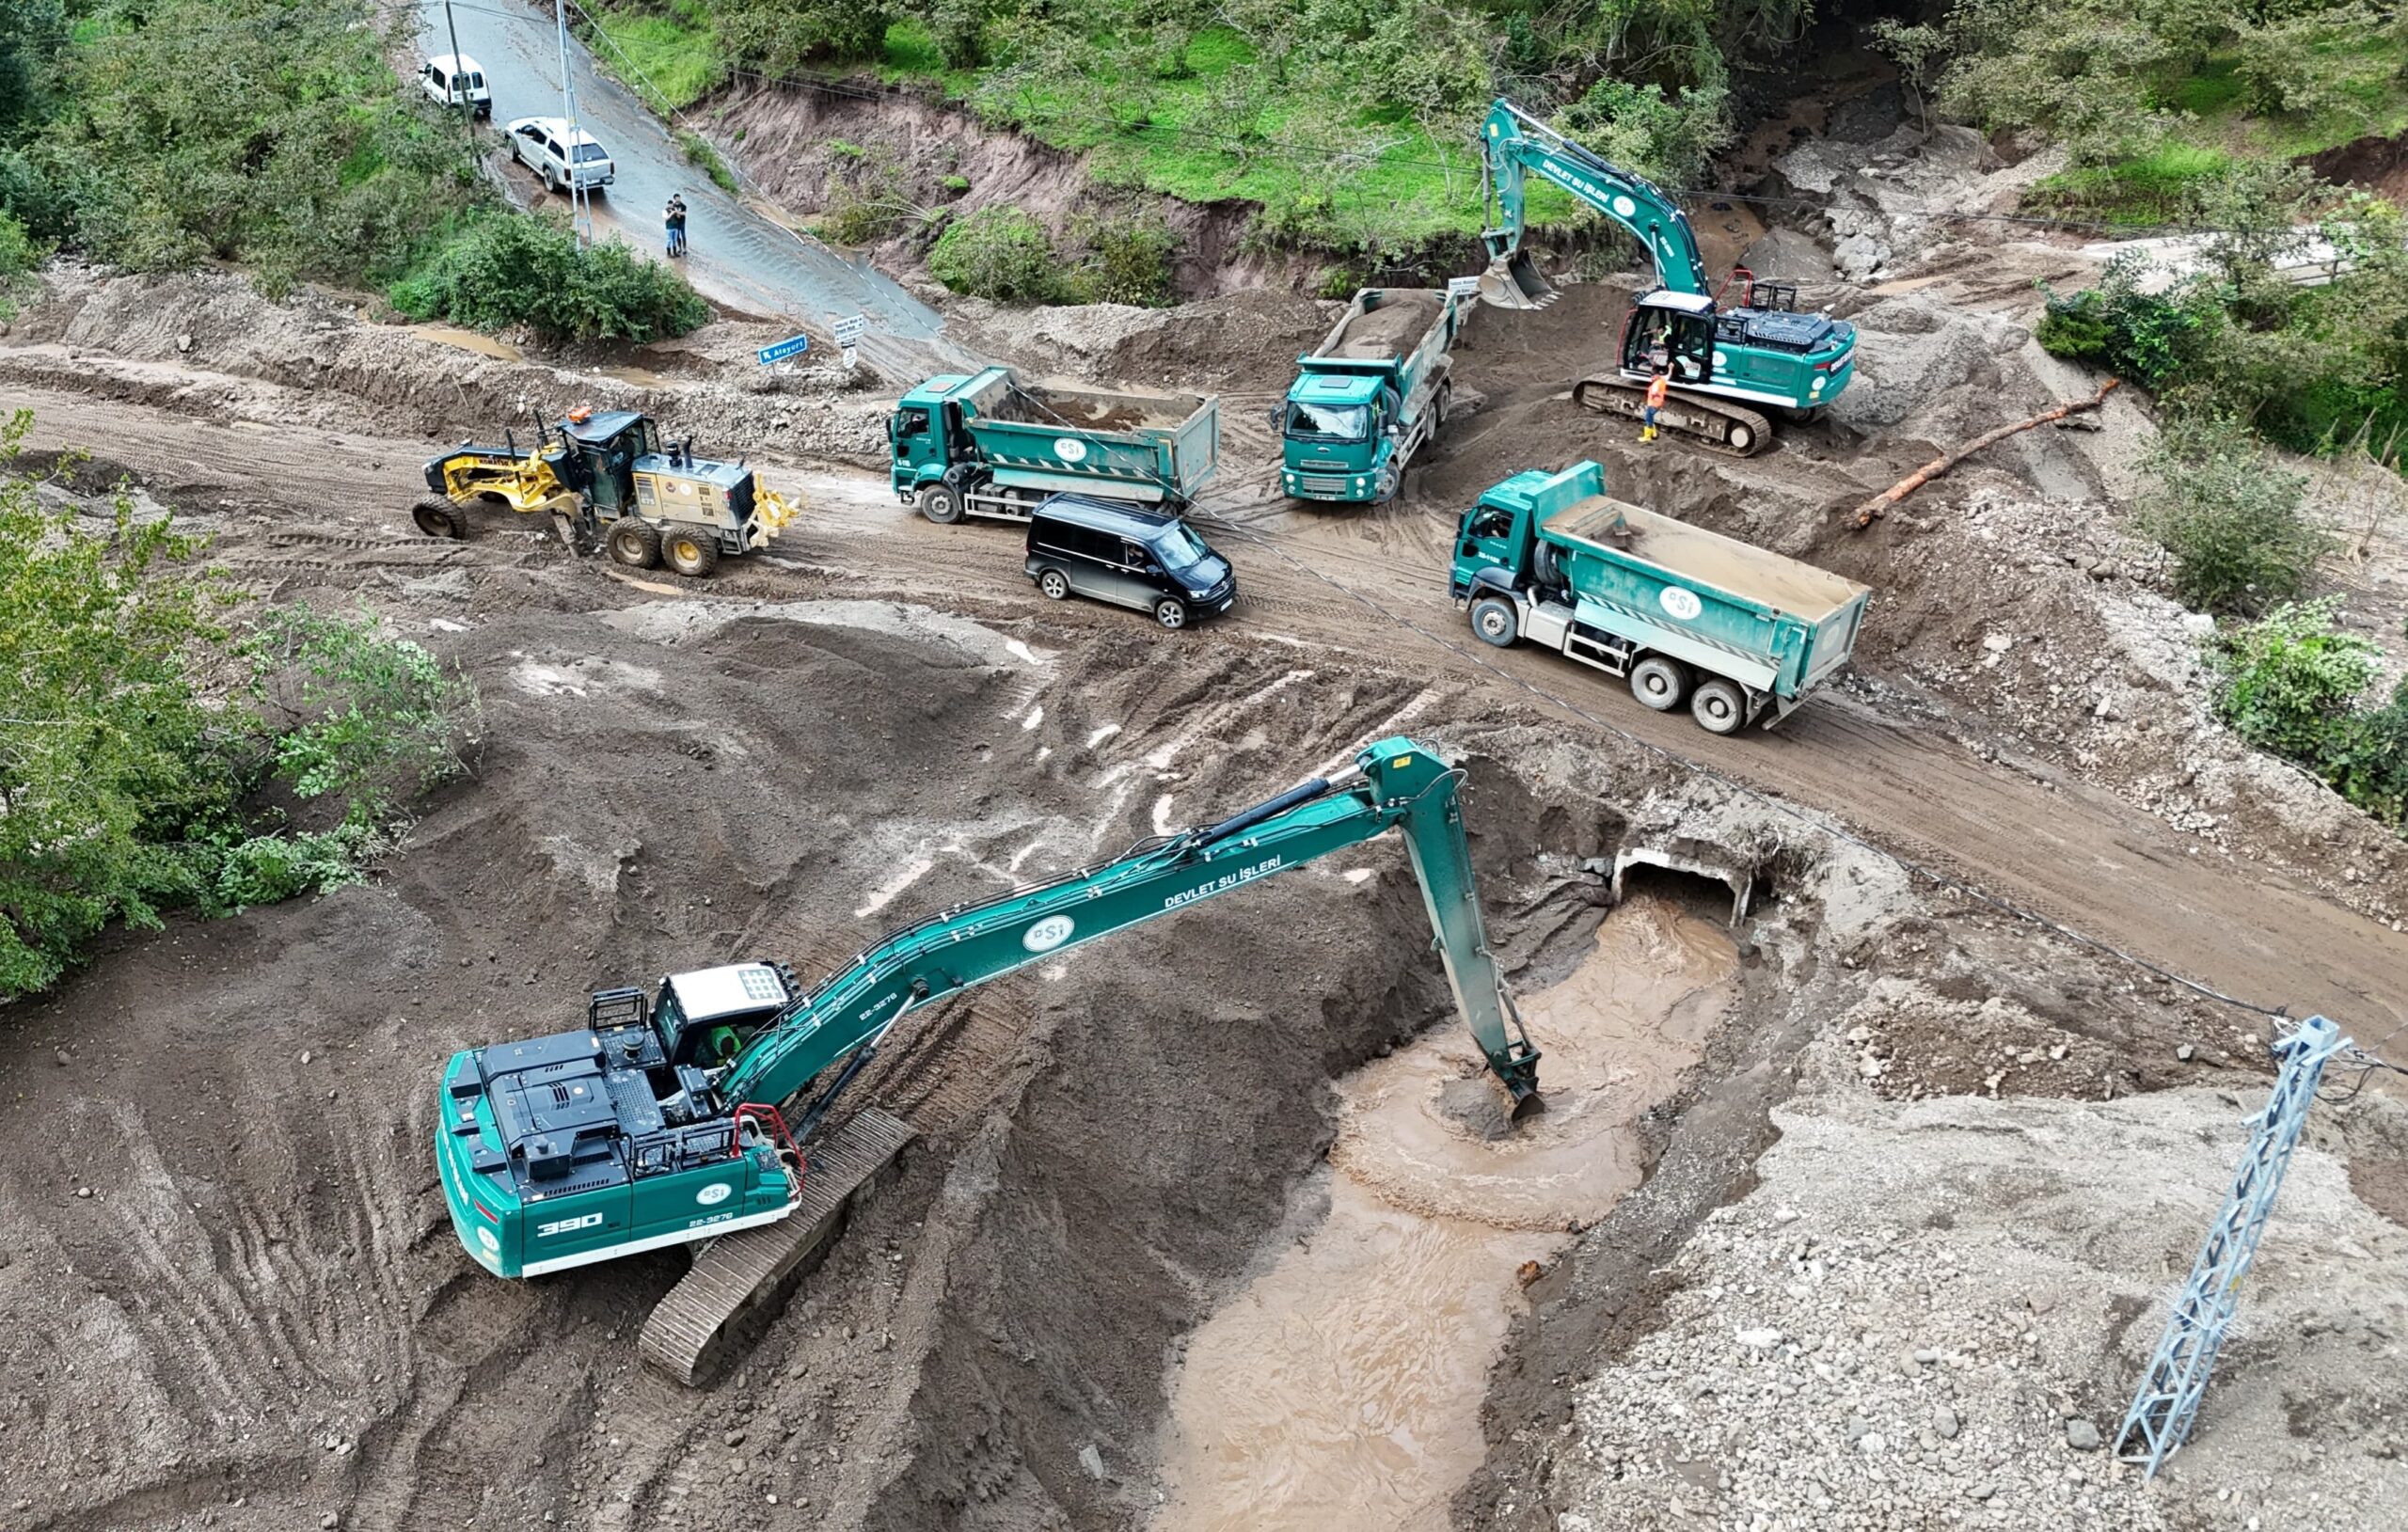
xmin=414 ymin=0 xmax=943 ymax=340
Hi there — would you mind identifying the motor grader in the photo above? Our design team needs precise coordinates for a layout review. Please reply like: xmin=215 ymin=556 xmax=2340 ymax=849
xmin=414 ymin=406 xmax=800 ymax=576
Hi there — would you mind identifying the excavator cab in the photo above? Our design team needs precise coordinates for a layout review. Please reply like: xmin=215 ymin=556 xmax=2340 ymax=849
xmin=1623 ymin=292 xmax=1716 ymax=386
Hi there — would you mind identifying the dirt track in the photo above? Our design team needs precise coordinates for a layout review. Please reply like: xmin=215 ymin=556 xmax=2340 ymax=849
xmin=8 ymin=378 xmax=2397 ymax=1036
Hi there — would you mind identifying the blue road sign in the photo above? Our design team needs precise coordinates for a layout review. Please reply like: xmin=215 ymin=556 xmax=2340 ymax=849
xmin=756 ymin=333 xmax=812 ymax=366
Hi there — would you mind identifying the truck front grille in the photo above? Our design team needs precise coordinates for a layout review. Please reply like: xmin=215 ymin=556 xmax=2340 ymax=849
xmin=1298 ymin=475 xmax=1350 ymax=496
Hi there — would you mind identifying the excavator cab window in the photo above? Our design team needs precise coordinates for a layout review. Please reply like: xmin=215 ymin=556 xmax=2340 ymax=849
xmin=1628 ymin=308 xmax=1713 ymax=385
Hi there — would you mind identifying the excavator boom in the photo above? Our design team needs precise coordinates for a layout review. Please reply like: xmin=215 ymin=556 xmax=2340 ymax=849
xmin=1479 ymin=99 xmax=1708 ymax=309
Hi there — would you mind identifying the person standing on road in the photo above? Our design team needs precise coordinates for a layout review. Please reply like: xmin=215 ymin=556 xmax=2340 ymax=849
xmin=1641 ymin=366 xmax=1670 ymax=443
xmin=665 ymin=193 xmax=688 ymax=258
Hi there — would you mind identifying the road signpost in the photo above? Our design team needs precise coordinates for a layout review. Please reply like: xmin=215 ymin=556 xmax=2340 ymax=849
xmin=756 ymin=333 xmax=812 ymax=367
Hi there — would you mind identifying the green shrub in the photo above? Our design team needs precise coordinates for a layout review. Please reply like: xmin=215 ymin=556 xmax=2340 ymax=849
xmin=1070 ymin=211 xmax=1179 ymax=306
xmin=713 ymin=0 xmax=893 ymax=68
xmin=2136 ymin=416 xmax=2329 ymax=615
xmin=389 ymin=213 xmax=709 ymax=342
xmin=928 ymin=206 xmax=1062 ymax=302
xmin=2321 ymin=680 xmax=2408 ymax=829
xmin=1557 ymin=78 xmax=1734 ymax=189
xmin=677 ymin=131 xmax=738 ymax=195
xmin=2208 ymin=599 xmax=2378 ymax=762
xmin=2034 ymin=255 xmax=2203 ymax=387
xmin=0 ymin=209 xmax=37 ymax=319
xmin=0 ymin=410 xmax=481 ymax=993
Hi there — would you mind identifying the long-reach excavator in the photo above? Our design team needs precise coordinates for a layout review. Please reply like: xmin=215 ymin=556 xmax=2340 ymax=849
xmin=1476 ymin=98 xmax=1859 ymax=456
xmin=436 ymin=737 xmax=1541 ymax=1381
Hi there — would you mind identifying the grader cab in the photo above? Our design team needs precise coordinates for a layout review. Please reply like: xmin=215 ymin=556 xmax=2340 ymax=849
xmin=415 ymin=407 xmax=800 ymax=577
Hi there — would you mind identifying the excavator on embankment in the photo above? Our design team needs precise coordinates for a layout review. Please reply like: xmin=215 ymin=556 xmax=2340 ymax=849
xmin=435 ymin=738 xmax=1541 ymax=1382
xmin=1476 ymin=98 xmax=1860 ymax=456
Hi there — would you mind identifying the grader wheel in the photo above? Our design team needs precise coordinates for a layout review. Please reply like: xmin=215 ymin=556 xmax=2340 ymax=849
xmin=661 ymin=526 xmax=721 ymax=578
xmin=411 ymin=497 xmax=469 ymax=540
xmin=607 ymin=518 xmax=661 ymax=570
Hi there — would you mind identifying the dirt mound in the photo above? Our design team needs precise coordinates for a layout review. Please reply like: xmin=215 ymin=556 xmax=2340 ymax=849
xmin=948 ymin=286 xmax=1332 ymax=393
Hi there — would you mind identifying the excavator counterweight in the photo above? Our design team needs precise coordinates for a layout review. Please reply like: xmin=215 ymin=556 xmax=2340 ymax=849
xmin=434 ymin=737 xmax=1539 ymax=1375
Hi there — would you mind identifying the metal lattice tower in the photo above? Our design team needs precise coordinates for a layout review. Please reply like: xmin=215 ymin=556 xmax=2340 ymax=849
xmin=2115 ymin=1014 xmax=2346 ymax=1478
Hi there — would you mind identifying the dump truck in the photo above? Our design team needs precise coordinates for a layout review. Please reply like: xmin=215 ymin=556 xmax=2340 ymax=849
xmin=889 ymin=366 xmax=1221 ymax=524
xmin=1450 ymin=461 xmax=1870 ymax=734
xmin=1279 ymin=287 xmax=1468 ymax=504
xmin=416 ymin=407 xmax=801 ymax=577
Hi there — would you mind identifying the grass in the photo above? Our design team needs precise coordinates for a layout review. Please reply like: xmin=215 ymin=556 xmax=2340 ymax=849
xmin=676 ymin=128 xmax=738 ymax=192
xmin=871 ymin=23 xmax=1574 ymax=250
xmin=585 ymin=2 xmax=727 ymax=111
xmin=2036 ymin=33 xmax=2408 ymax=225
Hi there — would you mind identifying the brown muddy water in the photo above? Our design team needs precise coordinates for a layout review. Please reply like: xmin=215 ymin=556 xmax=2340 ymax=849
xmin=1150 ymin=892 xmax=1736 ymax=1532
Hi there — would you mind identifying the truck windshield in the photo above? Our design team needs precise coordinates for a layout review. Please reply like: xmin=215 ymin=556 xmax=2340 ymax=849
xmin=1152 ymin=522 xmax=1212 ymax=570
xmin=1284 ymin=401 xmax=1369 ymax=442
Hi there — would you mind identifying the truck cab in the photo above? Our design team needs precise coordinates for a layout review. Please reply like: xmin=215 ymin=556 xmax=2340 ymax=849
xmin=888 ymin=380 xmax=965 ymax=505
xmin=1280 ymin=372 xmax=1399 ymax=500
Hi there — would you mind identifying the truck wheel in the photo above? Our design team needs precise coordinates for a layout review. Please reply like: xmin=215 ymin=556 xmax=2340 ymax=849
xmin=1037 ymin=568 xmax=1071 ymax=601
xmin=1689 ymin=678 xmax=1747 ymax=735
xmin=1628 ymin=655 xmax=1689 ymax=711
xmin=1153 ymin=596 xmax=1190 ymax=631
xmin=662 ymin=526 xmax=721 ymax=577
xmin=1468 ymin=595 xmax=1519 ymax=648
xmin=1434 ymin=383 xmax=1453 ymax=429
xmin=411 ymin=497 xmax=468 ymax=540
xmin=917 ymin=484 xmax=963 ymax=524
xmin=607 ymin=518 xmax=661 ymax=569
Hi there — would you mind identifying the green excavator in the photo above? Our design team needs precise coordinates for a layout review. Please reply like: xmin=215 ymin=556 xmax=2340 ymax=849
xmin=1477 ymin=98 xmax=1859 ymax=456
xmin=436 ymin=737 xmax=1541 ymax=1380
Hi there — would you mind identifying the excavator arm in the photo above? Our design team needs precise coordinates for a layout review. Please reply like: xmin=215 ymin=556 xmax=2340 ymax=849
xmin=1478 ymin=97 xmax=1708 ymax=309
xmin=716 ymin=735 xmax=1542 ymax=1121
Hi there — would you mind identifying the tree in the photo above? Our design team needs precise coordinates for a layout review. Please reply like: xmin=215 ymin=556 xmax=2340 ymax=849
xmin=2136 ymin=415 xmax=2331 ymax=614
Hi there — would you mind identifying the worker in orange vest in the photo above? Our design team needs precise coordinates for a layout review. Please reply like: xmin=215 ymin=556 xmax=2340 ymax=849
xmin=1641 ymin=366 xmax=1670 ymax=443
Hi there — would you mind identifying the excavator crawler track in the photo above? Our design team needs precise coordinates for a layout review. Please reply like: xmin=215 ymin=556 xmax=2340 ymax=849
xmin=638 ymin=1107 xmax=916 ymax=1386
xmin=1574 ymin=376 xmax=1774 ymax=458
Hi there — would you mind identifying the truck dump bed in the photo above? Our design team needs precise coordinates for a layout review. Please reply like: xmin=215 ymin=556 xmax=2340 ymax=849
xmin=1312 ymin=288 xmax=1447 ymax=362
xmin=1543 ymin=494 xmax=1870 ymax=699
xmin=956 ymin=367 xmax=1219 ymax=501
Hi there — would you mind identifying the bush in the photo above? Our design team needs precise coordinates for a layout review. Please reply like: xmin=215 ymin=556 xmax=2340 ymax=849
xmin=389 ymin=213 xmax=709 ymax=342
xmin=677 ymin=131 xmax=738 ymax=195
xmin=928 ymin=206 xmax=1063 ymax=302
xmin=2135 ymin=416 xmax=2330 ymax=615
xmin=0 ymin=209 xmax=37 ymax=320
xmin=1070 ymin=211 xmax=1178 ymax=305
xmin=2321 ymin=681 xmax=2408 ymax=829
xmin=1557 ymin=78 xmax=1734 ymax=189
xmin=0 ymin=410 xmax=482 ymax=993
xmin=2034 ymin=254 xmax=2202 ymax=387
xmin=2208 ymin=600 xmax=2377 ymax=763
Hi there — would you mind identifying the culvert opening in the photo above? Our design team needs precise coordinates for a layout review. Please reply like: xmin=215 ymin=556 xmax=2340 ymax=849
xmin=1613 ymin=845 xmax=1756 ymax=925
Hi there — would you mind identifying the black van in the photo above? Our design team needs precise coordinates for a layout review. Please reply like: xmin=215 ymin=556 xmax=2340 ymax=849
xmin=1023 ymin=496 xmax=1237 ymax=630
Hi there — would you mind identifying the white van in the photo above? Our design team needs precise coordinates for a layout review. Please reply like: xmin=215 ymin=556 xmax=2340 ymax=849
xmin=420 ymin=55 xmax=491 ymax=120
xmin=505 ymin=117 xmax=616 ymax=197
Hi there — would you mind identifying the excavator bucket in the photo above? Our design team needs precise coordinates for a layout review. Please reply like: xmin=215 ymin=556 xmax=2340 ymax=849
xmin=1509 ymin=1088 xmax=1546 ymax=1123
xmin=1480 ymin=252 xmax=1559 ymax=310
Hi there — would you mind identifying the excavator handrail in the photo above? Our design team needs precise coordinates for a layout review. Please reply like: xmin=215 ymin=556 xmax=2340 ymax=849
xmin=712 ymin=739 xmax=1541 ymax=1122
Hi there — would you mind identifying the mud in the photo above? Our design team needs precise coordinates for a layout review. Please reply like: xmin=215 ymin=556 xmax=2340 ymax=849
xmin=1153 ymin=894 xmax=1737 ymax=1532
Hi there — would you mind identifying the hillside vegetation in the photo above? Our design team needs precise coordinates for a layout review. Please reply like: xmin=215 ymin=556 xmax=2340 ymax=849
xmin=0 ymin=0 xmax=707 ymax=338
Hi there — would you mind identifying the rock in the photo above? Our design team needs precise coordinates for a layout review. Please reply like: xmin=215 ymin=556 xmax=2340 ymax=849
xmin=1846 ymin=1415 xmax=1873 ymax=1444
xmin=1982 ymin=632 xmax=2014 ymax=654
xmin=1934 ymin=1406 xmax=1960 ymax=1439
xmin=2066 ymin=1417 xmax=2101 ymax=1451
xmin=55 ymin=1049 xmax=70 ymax=1066
xmin=321 ymin=1515 xmax=339 ymax=1529
xmin=724 ymin=1429 xmax=747 ymax=1447
xmin=2180 ymin=612 xmax=2216 ymax=637
xmin=1079 ymin=1443 xmax=1106 ymax=1480
xmin=1735 ymin=1327 xmax=1784 ymax=1350
xmin=1773 ymin=1208 xmax=1801 ymax=1225
xmin=300 ymin=1050 xmax=312 ymax=1065
xmin=1914 ymin=1349 xmax=1939 ymax=1366
xmin=176 ymin=333 xmax=194 ymax=354
xmin=1969 ymin=1484 xmax=1995 ymax=1501
xmin=1860 ymin=1431 xmax=1888 ymax=1454
xmin=2176 ymin=1044 xmax=2195 ymax=1063
xmin=75 ymin=1187 xmax=92 ymax=1199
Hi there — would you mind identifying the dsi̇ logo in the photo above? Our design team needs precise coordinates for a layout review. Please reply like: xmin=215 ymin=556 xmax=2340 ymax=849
xmin=1022 ymin=914 xmax=1076 ymax=953
xmin=1658 ymin=587 xmax=1703 ymax=622
xmin=696 ymin=1183 xmax=733 ymax=1207
xmin=1054 ymin=438 xmax=1089 ymax=464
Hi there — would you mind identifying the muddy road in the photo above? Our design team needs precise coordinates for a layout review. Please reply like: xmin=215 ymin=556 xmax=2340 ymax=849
xmin=8 ymin=380 xmax=2399 ymax=1037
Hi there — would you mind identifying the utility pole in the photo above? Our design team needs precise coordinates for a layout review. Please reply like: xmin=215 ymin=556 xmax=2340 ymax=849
xmin=554 ymin=0 xmax=592 ymax=247
xmin=442 ymin=0 xmax=477 ymax=173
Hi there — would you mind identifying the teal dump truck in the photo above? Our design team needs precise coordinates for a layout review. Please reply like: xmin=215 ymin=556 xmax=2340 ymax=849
xmin=1450 ymin=461 xmax=1870 ymax=734
xmin=1280 ymin=288 xmax=1467 ymax=504
xmin=890 ymin=366 xmax=1220 ymax=524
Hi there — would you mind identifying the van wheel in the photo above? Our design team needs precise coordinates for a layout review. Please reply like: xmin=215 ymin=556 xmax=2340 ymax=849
xmin=1629 ymin=655 xmax=1688 ymax=711
xmin=662 ymin=526 xmax=721 ymax=577
xmin=917 ymin=484 xmax=963 ymax=524
xmin=1468 ymin=595 xmax=1518 ymax=648
xmin=1153 ymin=596 xmax=1190 ymax=631
xmin=1037 ymin=569 xmax=1070 ymax=601
xmin=607 ymin=519 xmax=661 ymax=569
xmin=1689 ymin=678 xmax=1746 ymax=735
xmin=411 ymin=497 xmax=468 ymax=540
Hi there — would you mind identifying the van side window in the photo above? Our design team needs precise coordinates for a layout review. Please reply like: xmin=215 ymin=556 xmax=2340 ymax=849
xmin=1033 ymin=519 xmax=1086 ymax=558
xmin=429 ymin=65 xmax=448 ymax=87
xmin=1121 ymin=540 xmax=1154 ymax=569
